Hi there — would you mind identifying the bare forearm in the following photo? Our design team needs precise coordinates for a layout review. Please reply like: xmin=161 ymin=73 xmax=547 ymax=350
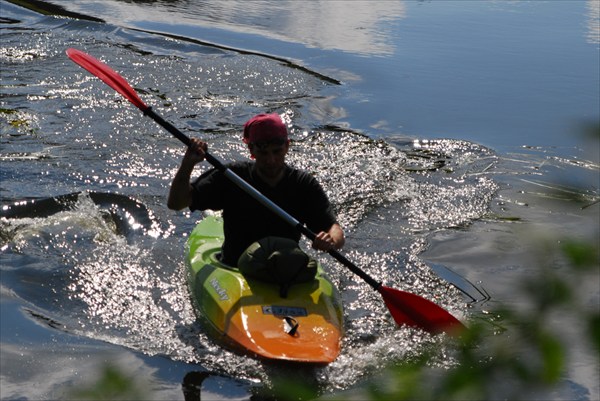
xmin=168 ymin=138 xmax=207 ymax=211
xmin=167 ymin=162 xmax=195 ymax=210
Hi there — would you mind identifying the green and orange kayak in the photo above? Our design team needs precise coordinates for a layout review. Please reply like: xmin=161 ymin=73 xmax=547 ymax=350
xmin=186 ymin=215 xmax=344 ymax=364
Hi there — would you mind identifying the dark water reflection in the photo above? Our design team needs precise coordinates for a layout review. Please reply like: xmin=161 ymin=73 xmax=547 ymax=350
xmin=1 ymin=0 xmax=598 ymax=400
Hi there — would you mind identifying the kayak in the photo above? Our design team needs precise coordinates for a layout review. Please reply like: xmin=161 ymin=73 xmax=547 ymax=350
xmin=186 ymin=215 xmax=344 ymax=364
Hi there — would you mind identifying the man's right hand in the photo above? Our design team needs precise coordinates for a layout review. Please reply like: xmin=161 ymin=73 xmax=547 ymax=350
xmin=183 ymin=138 xmax=208 ymax=167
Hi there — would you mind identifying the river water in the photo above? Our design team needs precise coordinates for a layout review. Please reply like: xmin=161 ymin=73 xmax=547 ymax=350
xmin=1 ymin=1 xmax=598 ymax=400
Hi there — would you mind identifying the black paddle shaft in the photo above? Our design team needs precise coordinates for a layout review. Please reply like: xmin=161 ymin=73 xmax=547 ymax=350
xmin=145 ymin=106 xmax=235 ymax=172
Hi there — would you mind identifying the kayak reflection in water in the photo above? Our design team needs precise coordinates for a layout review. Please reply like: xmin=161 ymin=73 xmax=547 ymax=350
xmin=167 ymin=113 xmax=345 ymax=267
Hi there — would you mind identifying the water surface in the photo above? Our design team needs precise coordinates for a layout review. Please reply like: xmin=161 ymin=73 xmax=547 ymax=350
xmin=1 ymin=1 xmax=598 ymax=400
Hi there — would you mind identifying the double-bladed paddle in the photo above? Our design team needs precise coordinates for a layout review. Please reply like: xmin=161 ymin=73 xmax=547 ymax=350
xmin=66 ymin=48 xmax=465 ymax=334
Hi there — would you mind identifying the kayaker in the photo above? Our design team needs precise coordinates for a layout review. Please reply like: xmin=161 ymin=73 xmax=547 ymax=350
xmin=168 ymin=113 xmax=345 ymax=266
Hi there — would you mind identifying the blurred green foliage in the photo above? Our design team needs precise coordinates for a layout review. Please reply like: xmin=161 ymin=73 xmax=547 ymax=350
xmin=313 ymin=235 xmax=599 ymax=401
xmin=68 ymin=364 xmax=147 ymax=400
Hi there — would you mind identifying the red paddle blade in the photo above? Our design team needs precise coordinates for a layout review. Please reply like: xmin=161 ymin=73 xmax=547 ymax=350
xmin=66 ymin=48 xmax=148 ymax=111
xmin=379 ymin=286 xmax=465 ymax=334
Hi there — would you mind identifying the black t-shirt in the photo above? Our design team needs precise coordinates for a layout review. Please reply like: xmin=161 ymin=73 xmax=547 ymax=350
xmin=190 ymin=161 xmax=337 ymax=265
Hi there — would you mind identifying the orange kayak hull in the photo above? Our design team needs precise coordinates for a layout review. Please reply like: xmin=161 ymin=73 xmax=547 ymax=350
xmin=187 ymin=216 xmax=344 ymax=364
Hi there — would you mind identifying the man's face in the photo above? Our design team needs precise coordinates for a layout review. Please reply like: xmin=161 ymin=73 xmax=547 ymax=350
xmin=250 ymin=141 xmax=289 ymax=179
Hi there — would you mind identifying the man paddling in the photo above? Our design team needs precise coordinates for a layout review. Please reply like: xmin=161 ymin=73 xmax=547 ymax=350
xmin=168 ymin=113 xmax=345 ymax=266
xmin=67 ymin=48 xmax=464 ymax=333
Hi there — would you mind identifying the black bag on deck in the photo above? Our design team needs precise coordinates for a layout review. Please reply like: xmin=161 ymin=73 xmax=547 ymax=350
xmin=237 ymin=237 xmax=318 ymax=298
